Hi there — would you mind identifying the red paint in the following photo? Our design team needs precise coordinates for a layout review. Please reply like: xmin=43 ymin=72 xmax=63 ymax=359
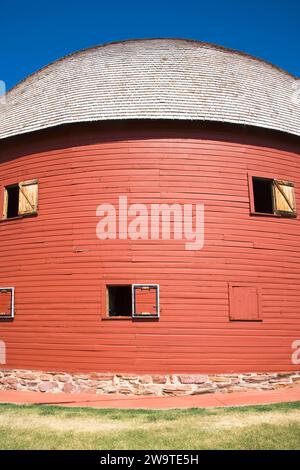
xmin=134 ymin=286 xmax=158 ymax=317
xmin=0 ymin=122 xmax=299 ymax=374
xmin=0 ymin=291 xmax=11 ymax=317
xmin=229 ymin=284 xmax=262 ymax=321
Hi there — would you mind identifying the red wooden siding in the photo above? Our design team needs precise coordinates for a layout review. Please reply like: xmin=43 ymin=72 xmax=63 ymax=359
xmin=0 ymin=123 xmax=299 ymax=374
xmin=0 ymin=290 xmax=12 ymax=317
xmin=135 ymin=289 xmax=156 ymax=316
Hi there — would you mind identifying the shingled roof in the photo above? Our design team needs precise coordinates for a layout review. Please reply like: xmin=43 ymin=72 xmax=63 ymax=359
xmin=1 ymin=38 xmax=300 ymax=140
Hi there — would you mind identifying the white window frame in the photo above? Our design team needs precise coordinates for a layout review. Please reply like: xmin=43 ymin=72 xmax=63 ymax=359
xmin=132 ymin=284 xmax=160 ymax=319
xmin=0 ymin=287 xmax=15 ymax=319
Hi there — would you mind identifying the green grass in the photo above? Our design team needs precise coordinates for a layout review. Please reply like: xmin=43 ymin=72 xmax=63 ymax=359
xmin=0 ymin=401 xmax=299 ymax=450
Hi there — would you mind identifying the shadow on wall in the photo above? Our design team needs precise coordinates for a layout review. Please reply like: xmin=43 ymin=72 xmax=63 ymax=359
xmin=0 ymin=120 xmax=299 ymax=167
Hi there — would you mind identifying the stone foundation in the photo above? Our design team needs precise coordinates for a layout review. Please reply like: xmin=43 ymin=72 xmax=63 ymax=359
xmin=0 ymin=369 xmax=300 ymax=396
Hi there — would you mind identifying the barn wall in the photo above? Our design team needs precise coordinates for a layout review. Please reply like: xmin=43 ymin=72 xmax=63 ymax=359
xmin=0 ymin=123 xmax=300 ymax=374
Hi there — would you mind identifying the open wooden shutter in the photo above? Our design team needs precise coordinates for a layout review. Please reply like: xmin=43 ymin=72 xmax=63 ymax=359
xmin=132 ymin=285 xmax=159 ymax=318
xmin=18 ymin=180 xmax=38 ymax=215
xmin=2 ymin=188 xmax=8 ymax=219
xmin=273 ymin=180 xmax=296 ymax=216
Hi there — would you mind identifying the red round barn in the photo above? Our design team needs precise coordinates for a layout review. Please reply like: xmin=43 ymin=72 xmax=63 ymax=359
xmin=0 ymin=39 xmax=299 ymax=394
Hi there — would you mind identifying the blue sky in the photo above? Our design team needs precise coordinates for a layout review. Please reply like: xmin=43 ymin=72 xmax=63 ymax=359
xmin=1 ymin=0 xmax=299 ymax=90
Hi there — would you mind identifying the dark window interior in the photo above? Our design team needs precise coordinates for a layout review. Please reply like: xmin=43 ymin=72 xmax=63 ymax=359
xmin=6 ymin=185 xmax=19 ymax=219
xmin=252 ymin=178 xmax=273 ymax=214
xmin=108 ymin=285 xmax=132 ymax=317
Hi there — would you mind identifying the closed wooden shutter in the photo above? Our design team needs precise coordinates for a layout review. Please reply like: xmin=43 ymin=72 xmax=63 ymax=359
xmin=18 ymin=180 xmax=38 ymax=215
xmin=0 ymin=289 xmax=12 ymax=317
xmin=229 ymin=285 xmax=261 ymax=321
xmin=274 ymin=180 xmax=296 ymax=216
